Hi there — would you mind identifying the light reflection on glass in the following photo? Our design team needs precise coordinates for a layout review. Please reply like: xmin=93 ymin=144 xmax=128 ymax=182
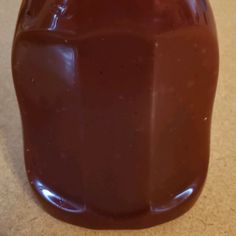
xmin=48 ymin=1 xmax=68 ymax=31
xmin=187 ymin=0 xmax=198 ymax=15
xmin=186 ymin=0 xmax=208 ymax=23
xmin=48 ymin=14 xmax=59 ymax=31
xmin=150 ymin=186 xmax=194 ymax=213
xmin=56 ymin=45 xmax=77 ymax=86
xmin=174 ymin=187 xmax=194 ymax=201
xmin=34 ymin=179 xmax=86 ymax=213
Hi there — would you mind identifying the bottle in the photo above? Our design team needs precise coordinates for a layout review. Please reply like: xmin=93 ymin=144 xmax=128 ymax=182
xmin=12 ymin=0 xmax=219 ymax=229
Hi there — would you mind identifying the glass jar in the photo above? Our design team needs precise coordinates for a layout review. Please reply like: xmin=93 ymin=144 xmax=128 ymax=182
xmin=12 ymin=0 xmax=219 ymax=229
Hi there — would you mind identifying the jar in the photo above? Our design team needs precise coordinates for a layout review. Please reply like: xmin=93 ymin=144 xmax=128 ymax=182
xmin=12 ymin=0 xmax=219 ymax=229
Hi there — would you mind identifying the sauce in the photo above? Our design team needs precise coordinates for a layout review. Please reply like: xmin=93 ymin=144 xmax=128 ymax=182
xmin=12 ymin=0 xmax=219 ymax=229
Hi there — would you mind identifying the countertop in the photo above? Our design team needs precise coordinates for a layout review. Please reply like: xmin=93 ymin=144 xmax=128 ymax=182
xmin=0 ymin=1 xmax=235 ymax=235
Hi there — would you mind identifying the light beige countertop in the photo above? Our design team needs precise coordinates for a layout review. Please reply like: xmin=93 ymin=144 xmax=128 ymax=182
xmin=0 ymin=1 xmax=235 ymax=235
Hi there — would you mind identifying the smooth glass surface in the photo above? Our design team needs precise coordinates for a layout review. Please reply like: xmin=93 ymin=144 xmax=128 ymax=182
xmin=12 ymin=0 xmax=219 ymax=229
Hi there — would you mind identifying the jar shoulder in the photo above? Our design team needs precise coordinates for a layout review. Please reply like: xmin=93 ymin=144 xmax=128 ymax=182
xmin=16 ymin=0 xmax=215 ymax=36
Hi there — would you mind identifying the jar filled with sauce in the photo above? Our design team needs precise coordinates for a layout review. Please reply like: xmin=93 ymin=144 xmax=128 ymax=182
xmin=12 ymin=0 xmax=219 ymax=229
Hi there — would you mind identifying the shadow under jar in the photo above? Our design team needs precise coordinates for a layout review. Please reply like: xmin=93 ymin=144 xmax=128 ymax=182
xmin=12 ymin=0 xmax=219 ymax=229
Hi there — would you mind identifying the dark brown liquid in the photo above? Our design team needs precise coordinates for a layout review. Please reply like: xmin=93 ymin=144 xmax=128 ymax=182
xmin=12 ymin=0 xmax=219 ymax=229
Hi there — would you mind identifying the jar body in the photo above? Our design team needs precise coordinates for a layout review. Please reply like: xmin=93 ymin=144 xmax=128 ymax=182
xmin=12 ymin=0 xmax=219 ymax=229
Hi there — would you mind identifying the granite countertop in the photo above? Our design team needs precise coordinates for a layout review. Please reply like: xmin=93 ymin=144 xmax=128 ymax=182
xmin=0 ymin=1 xmax=235 ymax=235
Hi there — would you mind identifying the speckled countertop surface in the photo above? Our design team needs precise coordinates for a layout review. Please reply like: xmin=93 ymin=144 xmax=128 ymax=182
xmin=0 ymin=1 xmax=235 ymax=235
